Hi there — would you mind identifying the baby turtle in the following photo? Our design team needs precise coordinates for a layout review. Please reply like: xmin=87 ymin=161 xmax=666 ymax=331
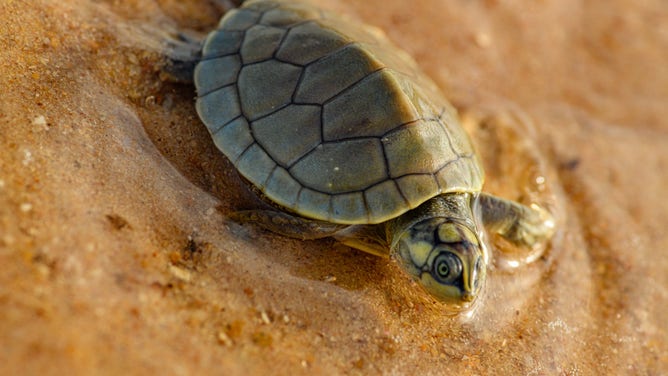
xmin=170 ymin=0 xmax=555 ymax=308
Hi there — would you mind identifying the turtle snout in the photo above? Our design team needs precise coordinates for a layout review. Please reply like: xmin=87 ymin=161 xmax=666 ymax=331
xmin=464 ymin=255 xmax=485 ymax=299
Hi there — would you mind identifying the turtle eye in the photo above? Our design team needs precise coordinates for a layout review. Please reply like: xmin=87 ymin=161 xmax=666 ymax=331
xmin=431 ymin=251 xmax=463 ymax=285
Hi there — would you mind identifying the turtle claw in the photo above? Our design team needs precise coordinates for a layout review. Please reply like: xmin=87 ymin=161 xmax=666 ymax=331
xmin=476 ymin=193 xmax=556 ymax=268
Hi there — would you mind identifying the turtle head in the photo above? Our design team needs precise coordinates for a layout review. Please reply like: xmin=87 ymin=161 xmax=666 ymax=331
xmin=390 ymin=217 xmax=486 ymax=307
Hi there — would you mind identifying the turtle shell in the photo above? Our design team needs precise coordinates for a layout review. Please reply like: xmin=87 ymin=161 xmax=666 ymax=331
xmin=194 ymin=0 xmax=484 ymax=225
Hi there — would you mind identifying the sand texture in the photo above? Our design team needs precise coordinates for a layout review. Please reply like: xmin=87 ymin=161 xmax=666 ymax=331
xmin=1 ymin=0 xmax=667 ymax=374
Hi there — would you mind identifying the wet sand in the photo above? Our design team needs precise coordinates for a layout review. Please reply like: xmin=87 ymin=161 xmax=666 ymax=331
xmin=1 ymin=0 xmax=667 ymax=374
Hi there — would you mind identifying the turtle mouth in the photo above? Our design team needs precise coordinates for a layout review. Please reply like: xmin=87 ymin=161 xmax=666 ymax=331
xmin=417 ymin=268 xmax=481 ymax=306
xmin=461 ymin=291 xmax=475 ymax=302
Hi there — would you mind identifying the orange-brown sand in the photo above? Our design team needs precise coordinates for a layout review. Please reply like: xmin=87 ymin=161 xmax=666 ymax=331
xmin=1 ymin=0 xmax=666 ymax=374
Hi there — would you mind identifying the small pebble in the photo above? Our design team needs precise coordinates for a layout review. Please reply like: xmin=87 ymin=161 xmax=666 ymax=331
xmin=32 ymin=115 xmax=47 ymax=128
xmin=144 ymin=96 xmax=156 ymax=106
xmin=217 ymin=331 xmax=233 ymax=347
xmin=251 ymin=331 xmax=272 ymax=347
xmin=474 ymin=31 xmax=492 ymax=48
xmin=169 ymin=265 xmax=191 ymax=282
xmin=260 ymin=310 xmax=271 ymax=324
xmin=22 ymin=150 xmax=33 ymax=166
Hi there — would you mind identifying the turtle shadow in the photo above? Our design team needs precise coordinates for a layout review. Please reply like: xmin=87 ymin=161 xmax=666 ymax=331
xmin=139 ymin=79 xmax=261 ymax=211
xmin=226 ymin=217 xmax=390 ymax=293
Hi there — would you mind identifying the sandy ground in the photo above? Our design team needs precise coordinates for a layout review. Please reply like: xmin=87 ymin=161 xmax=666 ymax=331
xmin=1 ymin=0 xmax=667 ymax=374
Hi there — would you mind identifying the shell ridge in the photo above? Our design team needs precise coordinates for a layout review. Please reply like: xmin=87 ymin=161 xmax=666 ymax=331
xmin=434 ymin=107 xmax=463 ymax=158
xmin=197 ymin=82 xmax=237 ymax=99
xmin=199 ymin=51 xmax=240 ymax=62
xmin=392 ymin=179 xmax=412 ymax=208
xmin=262 ymin=163 xmax=280 ymax=190
xmin=321 ymin=66 xmax=388 ymax=107
xmin=302 ymin=41 xmax=356 ymax=68
xmin=233 ymin=141 xmax=256 ymax=166
xmin=211 ymin=114 xmax=243 ymax=135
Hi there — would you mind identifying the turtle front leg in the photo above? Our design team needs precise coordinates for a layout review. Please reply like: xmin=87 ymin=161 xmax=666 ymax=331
xmin=478 ymin=193 xmax=555 ymax=257
xmin=229 ymin=210 xmax=347 ymax=241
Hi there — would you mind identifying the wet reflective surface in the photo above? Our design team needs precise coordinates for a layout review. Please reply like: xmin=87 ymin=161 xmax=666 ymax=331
xmin=1 ymin=0 xmax=666 ymax=374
